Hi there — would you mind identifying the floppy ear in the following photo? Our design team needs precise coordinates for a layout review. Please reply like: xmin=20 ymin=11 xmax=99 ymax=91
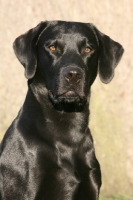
xmin=13 ymin=22 xmax=47 ymax=79
xmin=93 ymin=27 xmax=124 ymax=83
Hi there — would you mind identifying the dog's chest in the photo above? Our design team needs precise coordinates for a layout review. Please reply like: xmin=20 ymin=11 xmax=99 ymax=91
xmin=55 ymin=138 xmax=88 ymax=176
xmin=56 ymin=141 xmax=75 ymax=167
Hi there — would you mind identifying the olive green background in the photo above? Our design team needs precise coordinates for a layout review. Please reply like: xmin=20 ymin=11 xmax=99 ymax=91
xmin=0 ymin=0 xmax=133 ymax=198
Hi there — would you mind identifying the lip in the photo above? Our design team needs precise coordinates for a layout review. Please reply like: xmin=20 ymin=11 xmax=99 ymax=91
xmin=59 ymin=91 xmax=77 ymax=97
xmin=49 ymin=90 xmax=86 ymax=100
xmin=48 ymin=90 xmax=87 ymax=107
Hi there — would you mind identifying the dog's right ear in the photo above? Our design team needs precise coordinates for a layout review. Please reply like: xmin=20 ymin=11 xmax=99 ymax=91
xmin=90 ymin=24 xmax=124 ymax=84
xmin=13 ymin=22 xmax=47 ymax=79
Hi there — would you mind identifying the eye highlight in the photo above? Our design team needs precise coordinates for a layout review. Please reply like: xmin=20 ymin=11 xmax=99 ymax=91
xmin=84 ymin=47 xmax=91 ymax=53
xmin=49 ymin=45 xmax=56 ymax=51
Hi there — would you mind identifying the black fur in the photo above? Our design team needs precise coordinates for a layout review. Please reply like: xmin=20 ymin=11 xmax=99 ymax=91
xmin=0 ymin=21 xmax=124 ymax=200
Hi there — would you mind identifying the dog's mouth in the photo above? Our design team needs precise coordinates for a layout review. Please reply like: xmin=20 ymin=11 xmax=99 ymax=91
xmin=48 ymin=90 xmax=87 ymax=106
xmin=57 ymin=91 xmax=80 ymax=98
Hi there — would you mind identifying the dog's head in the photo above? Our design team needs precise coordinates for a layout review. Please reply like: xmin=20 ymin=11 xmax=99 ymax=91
xmin=13 ymin=21 xmax=124 ymax=107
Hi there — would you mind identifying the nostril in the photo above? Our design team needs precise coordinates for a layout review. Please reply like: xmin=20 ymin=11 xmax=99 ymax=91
xmin=65 ymin=72 xmax=73 ymax=81
xmin=75 ymin=73 xmax=82 ymax=82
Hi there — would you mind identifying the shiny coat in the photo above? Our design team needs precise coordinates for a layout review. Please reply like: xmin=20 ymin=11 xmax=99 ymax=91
xmin=0 ymin=21 xmax=124 ymax=200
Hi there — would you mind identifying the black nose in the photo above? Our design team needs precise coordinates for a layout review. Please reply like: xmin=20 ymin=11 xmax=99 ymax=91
xmin=63 ymin=67 xmax=83 ymax=84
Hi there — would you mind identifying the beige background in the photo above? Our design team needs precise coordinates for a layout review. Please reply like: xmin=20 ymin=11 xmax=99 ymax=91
xmin=0 ymin=0 xmax=133 ymax=197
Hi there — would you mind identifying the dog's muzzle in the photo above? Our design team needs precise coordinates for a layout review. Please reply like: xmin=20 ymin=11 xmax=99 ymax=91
xmin=48 ymin=66 xmax=86 ymax=106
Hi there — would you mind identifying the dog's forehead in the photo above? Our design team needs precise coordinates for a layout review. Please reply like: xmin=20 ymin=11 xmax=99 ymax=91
xmin=48 ymin=21 xmax=90 ymax=32
xmin=39 ymin=21 xmax=97 ymax=43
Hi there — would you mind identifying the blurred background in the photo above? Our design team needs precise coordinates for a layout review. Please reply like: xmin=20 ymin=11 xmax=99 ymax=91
xmin=0 ymin=0 xmax=133 ymax=199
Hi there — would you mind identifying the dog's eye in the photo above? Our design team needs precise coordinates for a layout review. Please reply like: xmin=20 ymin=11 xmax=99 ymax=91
xmin=49 ymin=45 xmax=56 ymax=51
xmin=85 ymin=47 xmax=91 ymax=53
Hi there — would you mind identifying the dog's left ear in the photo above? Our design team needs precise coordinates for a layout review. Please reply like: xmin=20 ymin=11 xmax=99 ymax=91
xmin=13 ymin=22 xmax=47 ymax=79
xmin=93 ymin=26 xmax=124 ymax=84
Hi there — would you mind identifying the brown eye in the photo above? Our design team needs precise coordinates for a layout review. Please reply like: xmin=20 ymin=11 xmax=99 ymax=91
xmin=49 ymin=45 xmax=56 ymax=51
xmin=85 ymin=47 xmax=91 ymax=53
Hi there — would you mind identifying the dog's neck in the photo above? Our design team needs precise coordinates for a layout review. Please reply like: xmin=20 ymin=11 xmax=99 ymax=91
xmin=21 ymin=80 xmax=91 ymax=143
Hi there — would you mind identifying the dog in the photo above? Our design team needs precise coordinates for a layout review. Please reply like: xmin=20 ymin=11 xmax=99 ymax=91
xmin=0 ymin=21 xmax=124 ymax=200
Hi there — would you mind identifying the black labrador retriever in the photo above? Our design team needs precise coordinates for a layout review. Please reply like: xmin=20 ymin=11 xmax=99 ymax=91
xmin=0 ymin=21 xmax=124 ymax=200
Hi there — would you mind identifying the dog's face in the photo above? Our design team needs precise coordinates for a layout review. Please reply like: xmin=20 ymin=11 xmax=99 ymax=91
xmin=13 ymin=21 xmax=124 ymax=106
xmin=36 ymin=22 xmax=99 ymax=105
